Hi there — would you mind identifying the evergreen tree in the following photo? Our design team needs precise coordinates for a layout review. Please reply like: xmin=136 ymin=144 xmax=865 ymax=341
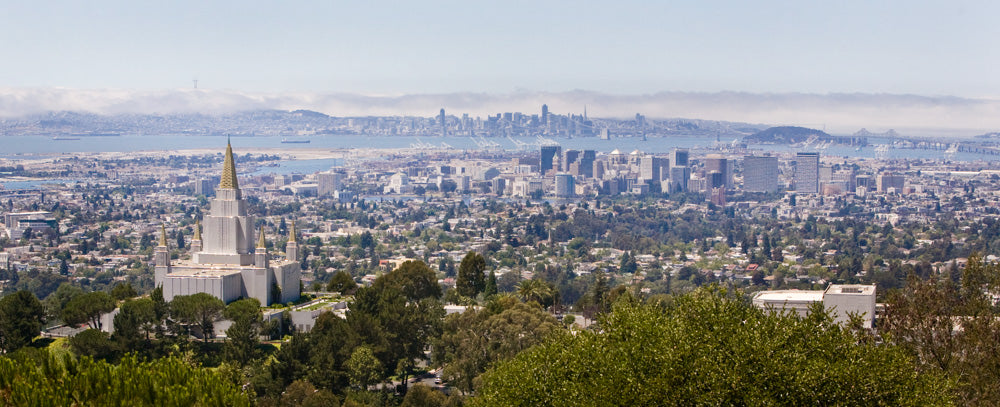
xmin=0 ymin=290 xmax=46 ymax=352
xmin=457 ymin=251 xmax=486 ymax=298
xmin=484 ymin=270 xmax=498 ymax=297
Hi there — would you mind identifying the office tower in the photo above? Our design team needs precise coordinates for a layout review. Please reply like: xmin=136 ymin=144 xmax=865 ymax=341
xmin=439 ymin=108 xmax=446 ymax=136
xmin=640 ymin=156 xmax=665 ymax=182
xmin=579 ymin=150 xmax=596 ymax=178
xmin=563 ymin=150 xmax=580 ymax=171
xmin=669 ymin=166 xmax=691 ymax=193
xmin=795 ymin=152 xmax=820 ymax=194
xmin=670 ymin=149 xmax=689 ymax=168
xmin=704 ymin=155 xmax=732 ymax=189
xmin=542 ymin=104 xmax=548 ymax=124
xmin=876 ymin=173 xmax=905 ymax=193
xmin=492 ymin=178 xmax=506 ymax=196
xmin=743 ymin=156 xmax=779 ymax=193
xmin=194 ymin=178 xmax=214 ymax=196
xmin=708 ymin=171 xmax=726 ymax=189
xmin=317 ymin=172 xmax=344 ymax=196
xmin=540 ymin=145 xmax=562 ymax=174
xmin=555 ymin=174 xmax=575 ymax=197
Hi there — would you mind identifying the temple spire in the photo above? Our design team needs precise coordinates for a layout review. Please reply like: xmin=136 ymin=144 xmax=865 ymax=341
xmin=219 ymin=139 xmax=240 ymax=191
xmin=288 ymin=220 xmax=297 ymax=243
xmin=159 ymin=224 xmax=168 ymax=247
xmin=257 ymin=227 xmax=267 ymax=249
xmin=193 ymin=219 xmax=201 ymax=241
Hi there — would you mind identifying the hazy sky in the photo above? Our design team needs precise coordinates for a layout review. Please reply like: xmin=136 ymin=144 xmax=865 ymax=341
xmin=3 ymin=1 xmax=999 ymax=96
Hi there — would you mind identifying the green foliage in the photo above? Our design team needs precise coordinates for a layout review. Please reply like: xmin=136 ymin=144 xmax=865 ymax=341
xmin=483 ymin=270 xmax=498 ymax=298
xmin=328 ymin=270 xmax=358 ymax=294
xmin=883 ymin=253 xmax=1000 ymax=405
xmin=434 ymin=302 xmax=563 ymax=393
xmin=170 ymin=293 xmax=224 ymax=342
xmin=111 ymin=282 xmax=138 ymax=301
xmin=475 ymin=286 xmax=953 ymax=406
xmin=0 ymin=290 xmax=46 ymax=353
xmin=224 ymin=298 xmax=262 ymax=366
xmin=400 ymin=384 xmax=458 ymax=407
xmin=0 ymin=351 xmax=251 ymax=406
xmin=516 ymin=279 xmax=556 ymax=309
xmin=113 ymin=298 xmax=157 ymax=348
xmin=346 ymin=346 xmax=382 ymax=390
xmin=62 ymin=291 xmax=115 ymax=330
xmin=69 ymin=328 xmax=117 ymax=361
xmin=456 ymin=251 xmax=486 ymax=298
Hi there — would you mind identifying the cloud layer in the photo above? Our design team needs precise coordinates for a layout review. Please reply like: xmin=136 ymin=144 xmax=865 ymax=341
xmin=1 ymin=88 xmax=999 ymax=136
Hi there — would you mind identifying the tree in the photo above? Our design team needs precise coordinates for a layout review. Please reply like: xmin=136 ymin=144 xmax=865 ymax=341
xmin=224 ymin=298 xmax=262 ymax=365
xmin=350 ymin=261 xmax=444 ymax=386
xmin=0 ymin=290 xmax=46 ymax=352
xmin=111 ymin=282 xmax=138 ymax=301
xmin=516 ymin=279 xmax=555 ymax=308
xmin=434 ymin=302 xmax=562 ymax=394
xmin=484 ymin=270 xmax=498 ymax=298
xmin=401 ymin=384 xmax=454 ymax=407
xmin=69 ymin=328 xmax=117 ymax=361
xmin=327 ymin=270 xmax=358 ymax=294
xmin=176 ymin=231 xmax=185 ymax=250
xmin=456 ymin=251 xmax=486 ymax=298
xmin=882 ymin=254 xmax=1000 ymax=405
xmin=0 ymin=352 xmax=251 ymax=405
xmin=112 ymin=298 xmax=156 ymax=349
xmin=345 ymin=345 xmax=382 ymax=390
xmin=62 ymin=291 xmax=115 ymax=330
xmin=170 ymin=293 xmax=225 ymax=342
xmin=474 ymin=286 xmax=952 ymax=406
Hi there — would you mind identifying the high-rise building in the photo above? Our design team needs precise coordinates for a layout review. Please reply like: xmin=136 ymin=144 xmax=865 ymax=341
xmin=542 ymin=104 xmax=549 ymax=125
xmin=579 ymin=150 xmax=596 ymax=178
xmin=555 ymin=174 xmax=575 ymax=197
xmin=317 ymin=172 xmax=344 ymax=196
xmin=563 ymin=150 xmax=580 ymax=172
xmin=540 ymin=145 xmax=562 ymax=174
xmin=439 ymin=108 xmax=447 ymax=137
xmin=155 ymin=141 xmax=301 ymax=306
xmin=671 ymin=149 xmax=690 ymax=168
xmin=877 ymin=173 xmax=905 ymax=193
xmin=704 ymin=155 xmax=732 ymax=189
xmin=743 ymin=156 xmax=779 ymax=193
xmin=668 ymin=166 xmax=691 ymax=193
xmin=795 ymin=152 xmax=820 ymax=194
xmin=640 ymin=156 xmax=665 ymax=182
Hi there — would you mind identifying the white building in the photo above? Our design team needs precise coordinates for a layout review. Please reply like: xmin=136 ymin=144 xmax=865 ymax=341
xmin=751 ymin=284 xmax=877 ymax=329
xmin=794 ymin=152 xmax=820 ymax=194
xmin=155 ymin=141 xmax=301 ymax=306
xmin=743 ymin=155 xmax=779 ymax=193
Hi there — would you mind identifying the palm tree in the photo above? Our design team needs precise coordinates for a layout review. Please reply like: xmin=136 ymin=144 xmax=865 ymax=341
xmin=517 ymin=279 xmax=553 ymax=307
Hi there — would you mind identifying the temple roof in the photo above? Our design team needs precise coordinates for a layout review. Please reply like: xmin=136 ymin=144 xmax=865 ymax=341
xmin=219 ymin=140 xmax=240 ymax=191
xmin=159 ymin=224 xmax=168 ymax=247
xmin=257 ymin=227 xmax=267 ymax=249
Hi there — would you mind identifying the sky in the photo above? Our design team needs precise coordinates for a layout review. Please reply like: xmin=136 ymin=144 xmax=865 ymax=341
xmin=3 ymin=0 xmax=998 ymax=95
xmin=2 ymin=1 xmax=1000 ymax=133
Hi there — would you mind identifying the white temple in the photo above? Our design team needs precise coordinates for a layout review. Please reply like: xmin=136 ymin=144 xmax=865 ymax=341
xmin=154 ymin=141 xmax=301 ymax=305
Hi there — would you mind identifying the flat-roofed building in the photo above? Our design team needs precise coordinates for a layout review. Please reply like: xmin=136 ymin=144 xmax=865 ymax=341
xmin=751 ymin=284 xmax=877 ymax=329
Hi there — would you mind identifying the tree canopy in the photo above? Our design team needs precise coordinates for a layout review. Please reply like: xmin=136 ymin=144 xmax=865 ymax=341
xmin=475 ymin=287 xmax=952 ymax=406
xmin=0 ymin=290 xmax=46 ymax=353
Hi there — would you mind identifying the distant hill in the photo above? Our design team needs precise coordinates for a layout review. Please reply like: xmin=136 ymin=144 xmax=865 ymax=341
xmin=744 ymin=126 xmax=832 ymax=144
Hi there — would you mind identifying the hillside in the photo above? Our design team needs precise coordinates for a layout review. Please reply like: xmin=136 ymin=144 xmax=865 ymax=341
xmin=744 ymin=126 xmax=831 ymax=144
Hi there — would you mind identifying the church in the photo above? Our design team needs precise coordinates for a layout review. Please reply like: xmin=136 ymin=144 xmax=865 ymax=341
xmin=154 ymin=141 xmax=301 ymax=306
